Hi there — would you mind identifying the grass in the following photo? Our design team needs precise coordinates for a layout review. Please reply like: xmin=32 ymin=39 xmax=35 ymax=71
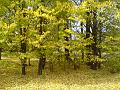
xmin=0 ymin=58 xmax=120 ymax=90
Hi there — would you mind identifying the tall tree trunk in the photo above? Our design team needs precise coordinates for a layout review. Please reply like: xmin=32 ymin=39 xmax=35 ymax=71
xmin=97 ymin=21 xmax=102 ymax=69
xmin=98 ymin=21 xmax=102 ymax=58
xmin=38 ymin=16 xmax=46 ymax=75
xmin=64 ymin=21 xmax=71 ymax=63
xmin=73 ymin=52 xmax=80 ymax=70
xmin=38 ymin=52 xmax=46 ymax=75
xmin=38 ymin=17 xmax=43 ymax=75
xmin=0 ymin=48 xmax=2 ymax=60
xmin=91 ymin=10 xmax=101 ymax=70
xmin=57 ymin=17 xmax=60 ymax=64
xmin=38 ymin=57 xmax=43 ymax=75
xmin=22 ymin=63 xmax=26 ymax=75
xmin=38 ymin=55 xmax=46 ymax=75
xmin=81 ymin=22 xmax=84 ymax=61
xmin=20 ymin=2 xmax=27 ymax=74
xmin=37 ymin=0 xmax=46 ymax=75
xmin=86 ymin=12 xmax=91 ymax=66
xmin=20 ymin=27 xmax=27 ymax=75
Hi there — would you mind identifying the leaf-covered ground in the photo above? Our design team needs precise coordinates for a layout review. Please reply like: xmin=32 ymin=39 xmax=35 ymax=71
xmin=0 ymin=58 xmax=120 ymax=90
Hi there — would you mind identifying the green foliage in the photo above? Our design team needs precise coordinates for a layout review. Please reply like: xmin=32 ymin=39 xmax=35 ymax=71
xmin=0 ymin=0 xmax=120 ymax=73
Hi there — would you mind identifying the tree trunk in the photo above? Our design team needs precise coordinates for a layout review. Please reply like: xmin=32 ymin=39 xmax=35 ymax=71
xmin=49 ymin=61 xmax=53 ymax=72
xmin=57 ymin=22 xmax=61 ymax=63
xmin=86 ymin=12 xmax=91 ymax=64
xmin=98 ymin=21 xmax=102 ymax=58
xmin=0 ymin=48 xmax=2 ymax=60
xmin=38 ymin=15 xmax=46 ymax=75
xmin=64 ymin=21 xmax=71 ymax=63
xmin=20 ymin=27 xmax=27 ymax=75
xmin=42 ymin=57 xmax=46 ymax=69
xmin=22 ymin=64 xmax=26 ymax=75
xmin=38 ymin=55 xmax=46 ymax=75
xmin=91 ymin=10 xmax=101 ymax=70
xmin=38 ymin=58 xmax=43 ymax=75
xmin=28 ymin=58 xmax=31 ymax=66
xmin=81 ymin=22 xmax=84 ymax=61
xmin=19 ymin=1 xmax=27 ymax=75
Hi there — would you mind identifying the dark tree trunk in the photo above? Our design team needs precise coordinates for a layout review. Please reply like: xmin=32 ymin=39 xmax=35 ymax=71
xmin=20 ymin=28 xmax=27 ymax=75
xmin=19 ymin=1 xmax=27 ymax=75
xmin=38 ymin=15 xmax=46 ymax=75
xmin=28 ymin=58 xmax=31 ymax=66
xmin=98 ymin=21 xmax=102 ymax=58
xmin=57 ymin=22 xmax=60 ymax=62
xmin=38 ymin=54 xmax=46 ymax=75
xmin=64 ymin=21 xmax=71 ymax=63
xmin=91 ymin=10 xmax=101 ymax=70
xmin=0 ymin=48 xmax=2 ymax=60
xmin=81 ymin=22 xmax=84 ymax=60
xmin=86 ymin=12 xmax=91 ymax=63
xmin=38 ymin=58 xmax=43 ymax=75
xmin=20 ymin=29 xmax=26 ymax=53
xmin=65 ymin=46 xmax=70 ymax=61
xmin=42 ymin=57 xmax=46 ymax=69
xmin=85 ymin=11 xmax=97 ymax=70
xmin=33 ymin=0 xmax=46 ymax=75
xmin=22 ymin=64 xmax=26 ymax=75
xmin=65 ymin=36 xmax=70 ymax=61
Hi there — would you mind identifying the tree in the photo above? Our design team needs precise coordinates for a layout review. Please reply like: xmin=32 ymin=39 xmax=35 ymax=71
xmin=0 ymin=0 xmax=120 ymax=75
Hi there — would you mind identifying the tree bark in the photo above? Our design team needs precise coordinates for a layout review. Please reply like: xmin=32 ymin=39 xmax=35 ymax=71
xmin=98 ymin=21 xmax=102 ymax=58
xmin=49 ymin=61 xmax=53 ymax=72
xmin=38 ymin=56 xmax=45 ymax=75
xmin=57 ymin=22 xmax=60 ymax=63
xmin=86 ymin=12 xmax=91 ymax=63
xmin=38 ymin=16 xmax=46 ymax=75
xmin=28 ymin=58 xmax=31 ymax=66
xmin=18 ymin=1 xmax=27 ymax=75
xmin=20 ymin=27 xmax=27 ymax=75
xmin=64 ymin=21 xmax=71 ymax=63
xmin=37 ymin=0 xmax=46 ymax=75
xmin=0 ymin=48 xmax=2 ymax=60
xmin=91 ymin=10 xmax=101 ymax=70
xmin=22 ymin=63 xmax=26 ymax=75
xmin=38 ymin=59 xmax=42 ymax=75
xmin=81 ymin=22 xmax=84 ymax=61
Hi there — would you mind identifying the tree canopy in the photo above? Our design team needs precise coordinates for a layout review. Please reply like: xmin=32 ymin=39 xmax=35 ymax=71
xmin=0 ymin=0 xmax=120 ymax=75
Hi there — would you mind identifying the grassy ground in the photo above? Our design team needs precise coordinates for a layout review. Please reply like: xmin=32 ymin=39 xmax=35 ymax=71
xmin=0 ymin=58 xmax=120 ymax=90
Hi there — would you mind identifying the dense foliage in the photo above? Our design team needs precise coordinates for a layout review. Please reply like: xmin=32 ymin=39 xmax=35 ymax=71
xmin=0 ymin=0 xmax=120 ymax=75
